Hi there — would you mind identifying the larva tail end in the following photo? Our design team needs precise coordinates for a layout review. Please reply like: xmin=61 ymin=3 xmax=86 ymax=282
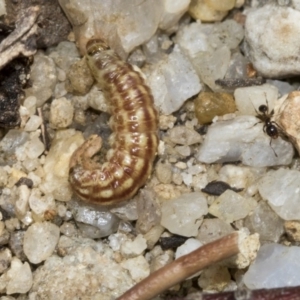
xmin=86 ymin=39 xmax=109 ymax=56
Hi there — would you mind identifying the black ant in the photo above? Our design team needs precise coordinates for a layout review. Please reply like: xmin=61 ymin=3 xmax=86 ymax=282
xmin=255 ymin=103 xmax=279 ymax=139
xmin=254 ymin=100 xmax=280 ymax=157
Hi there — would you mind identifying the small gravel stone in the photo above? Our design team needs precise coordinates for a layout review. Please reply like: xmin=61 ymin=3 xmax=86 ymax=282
xmin=161 ymin=192 xmax=208 ymax=237
xmin=0 ymin=130 xmax=29 ymax=154
xmin=198 ymin=265 xmax=231 ymax=292
xmin=258 ymin=168 xmax=300 ymax=220
xmin=192 ymin=46 xmax=231 ymax=91
xmin=159 ymin=115 xmax=177 ymax=130
xmin=41 ymin=130 xmax=84 ymax=200
xmin=201 ymin=180 xmax=243 ymax=196
xmin=15 ymin=185 xmax=30 ymax=217
xmin=206 ymin=0 xmax=236 ymax=11
xmin=218 ymin=165 xmax=265 ymax=194
xmin=243 ymin=243 xmax=300 ymax=289
xmin=143 ymin=224 xmax=165 ymax=249
xmin=23 ymin=222 xmax=60 ymax=264
xmin=278 ymin=91 xmax=300 ymax=155
xmin=244 ymin=201 xmax=284 ymax=243
xmin=48 ymin=41 xmax=80 ymax=72
xmin=149 ymin=247 xmax=174 ymax=273
xmin=175 ymin=145 xmax=191 ymax=156
xmin=60 ymin=222 xmax=77 ymax=237
xmin=120 ymin=234 xmax=147 ymax=258
xmin=121 ymin=255 xmax=150 ymax=282
xmin=136 ymin=189 xmax=161 ymax=233
xmin=25 ymin=137 xmax=45 ymax=159
xmin=0 ymin=167 xmax=8 ymax=187
xmin=197 ymin=218 xmax=234 ymax=244
xmin=86 ymin=85 xmax=108 ymax=112
xmin=159 ymin=0 xmax=190 ymax=30
xmin=66 ymin=58 xmax=94 ymax=95
xmin=194 ymin=92 xmax=236 ymax=124
xmin=127 ymin=48 xmax=146 ymax=68
xmin=5 ymin=218 xmax=20 ymax=232
xmin=5 ymin=257 xmax=32 ymax=295
xmin=60 ymin=0 xmax=164 ymax=55
xmin=189 ymin=0 xmax=228 ymax=21
xmin=284 ymin=220 xmax=300 ymax=242
xmin=49 ymin=98 xmax=74 ymax=129
xmin=73 ymin=204 xmax=119 ymax=238
xmin=168 ymin=126 xmax=202 ymax=145
xmin=25 ymin=51 xmax=57 ymax=107
xmin=23 ymin=96 xmax=37 ymax=116
xmin=24 ymin=115 xmax=42 ymax=132
xmin=234 ymin=83 xmax=278 ymax=117
xmin=111 ymin=199 xmax=138 ymax=222
xmin=54 ymin=81 xmax=68 ymax=98
xmin=245 ymin=5 xmax=300 ymax=77
xmin=147 ymin=45 xmax=202 ymax=114
xmin=209 ymin=190 xmax=257 ymax=224
xmin=30 ymin=236 xmax=134 ymax=299
xmin=9 ymin=231 xmax=26 ymax=261
xmin=155 ymin=160 xmax=172 ymax=184
xmin=0 ymin=248 xmax=12 ymax=274
xmin=0 ymin=230 xmax=10 ymax=247
xmin=28 ymin=189 xmax=55 ymax=217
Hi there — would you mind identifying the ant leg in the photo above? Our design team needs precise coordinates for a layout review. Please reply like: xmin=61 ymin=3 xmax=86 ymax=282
xmin=264 ymin=92 xmax=270 ymax=114
xmin=269 ymin=138 xmax=278 ymax=157
xmin=251 ymin=102 xmax=260 ymax=116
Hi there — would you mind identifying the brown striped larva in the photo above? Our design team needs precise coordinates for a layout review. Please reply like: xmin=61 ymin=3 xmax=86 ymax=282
xmin=69 ymin=39 xmax=159 ymax=205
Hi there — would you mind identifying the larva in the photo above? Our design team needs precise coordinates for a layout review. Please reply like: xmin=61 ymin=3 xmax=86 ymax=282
xmin=69 ymin=39 xmax=159 ymax=205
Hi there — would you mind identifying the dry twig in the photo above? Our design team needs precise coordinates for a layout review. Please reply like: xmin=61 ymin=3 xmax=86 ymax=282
xmin=117 ymin=231 xmax=259 ymax=300
xmin=185 ymin=286 xmax=300 ymax=300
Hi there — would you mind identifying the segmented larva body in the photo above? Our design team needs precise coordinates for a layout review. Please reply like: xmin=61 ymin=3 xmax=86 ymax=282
xmin=69 ymin=39 xmax=159 ymax=205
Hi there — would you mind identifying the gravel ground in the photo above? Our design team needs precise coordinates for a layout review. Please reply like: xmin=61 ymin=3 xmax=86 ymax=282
xmin=0 ymin=0 xmax=300 ymax=299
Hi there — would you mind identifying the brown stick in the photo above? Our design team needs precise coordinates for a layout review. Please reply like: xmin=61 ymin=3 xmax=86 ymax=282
xmin=185 ymin=286 xmax=300 ymax=300
xmin=117 ymin=232 xmax=244 ymax=300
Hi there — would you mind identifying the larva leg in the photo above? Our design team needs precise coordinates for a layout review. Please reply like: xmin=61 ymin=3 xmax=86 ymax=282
xmin=69 ymin=39 xmax=159 ymax=205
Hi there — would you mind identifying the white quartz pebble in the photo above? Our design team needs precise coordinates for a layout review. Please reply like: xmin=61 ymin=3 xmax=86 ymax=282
xmin=24 ymin=115 xmax=42 ymax=132
xmin=159 ymin=0 xmax=190 ymax=30
xmin=121 ymin=255 xmax=150 ymax=282
xmin=244 ymin=243 xmax=300 ymax=289
xmin=197 ymin=115 xmax=294 ymax=167
xmin=258 ymin=169 xmax=300 ymax=220
xmin=25 ymin=52 xmax=57 ymax=107
xmin=175 ymin=238 xmax=202 ymax=259
xmin=234 ymin=84 xmax=278 ymax=116
xmin=5 ymin=257 xmax=32 ymax=294
xmin=25 ymin=137 xmax=45 ymax=159
xmin=23 ymin=222 xmax=60 ymax=264
xmin=58 ymin=0 xmax=163 ymax=55
xmin=147 ymin=45 xmax=202 ymax=114
xmin=209 ymin=190 xmax=257 ymax=224
xmin=74 ymin=205 xmax=119 ymax=238
xmin=121 ymin=234 xmax=147 ymax=258
xmin=161 ymin=192 xmax=208 ymax=237
xmin=245 ymin=5 xmax=300 ymax=77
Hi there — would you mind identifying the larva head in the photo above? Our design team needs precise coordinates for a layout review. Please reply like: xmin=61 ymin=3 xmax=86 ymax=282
xmin=86 ymin=39 xmax=110 ymax=56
